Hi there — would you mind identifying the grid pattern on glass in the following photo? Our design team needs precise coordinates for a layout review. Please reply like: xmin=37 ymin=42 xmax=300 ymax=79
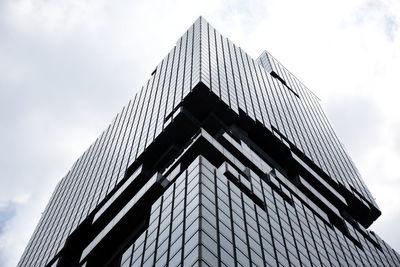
xmin=199 ymin=18 xmax=376 ymax=208
xmin=18 ymin=17 xmax=204 ymax=267
xmin=119 ymin=156 xmax=400 ymax=267
xmin=19 ymin=17 xmax=382 ymax=266
xmin=257 ymin=50 xmax=376 ymax=208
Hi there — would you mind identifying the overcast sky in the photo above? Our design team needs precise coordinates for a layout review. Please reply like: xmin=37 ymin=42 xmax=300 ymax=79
xmin=0 ymin=0 xmax=399 ymax=266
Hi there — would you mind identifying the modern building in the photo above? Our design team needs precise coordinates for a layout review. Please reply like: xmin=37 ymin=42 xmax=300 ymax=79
xmin=19 ymin=17 xmax=399 ymax=267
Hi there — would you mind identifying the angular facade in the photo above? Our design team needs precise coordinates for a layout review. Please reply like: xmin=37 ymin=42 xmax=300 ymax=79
xmin=19 ymin=17 xmax=399 ymax=266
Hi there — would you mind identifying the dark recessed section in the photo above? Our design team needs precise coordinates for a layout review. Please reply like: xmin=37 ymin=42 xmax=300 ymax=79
xmin=51 ymin=81 xmax=387 ymax=266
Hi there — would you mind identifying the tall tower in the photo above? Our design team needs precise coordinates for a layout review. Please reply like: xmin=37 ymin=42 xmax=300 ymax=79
xmin=19 ymin=17 xmax=399 ymax=267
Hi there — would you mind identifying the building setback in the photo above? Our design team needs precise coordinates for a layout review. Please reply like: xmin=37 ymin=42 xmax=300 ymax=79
xmin=19 ymin=17 xmax=399 ymax=267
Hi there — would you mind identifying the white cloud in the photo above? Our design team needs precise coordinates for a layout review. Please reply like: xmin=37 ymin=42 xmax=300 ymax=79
xmin=0 ymin=0 xmax=399 ymax=266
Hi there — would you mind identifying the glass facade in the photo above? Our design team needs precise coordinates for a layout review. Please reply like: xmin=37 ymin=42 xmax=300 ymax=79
xmin=120 ymin=155 xmax=399 ymax=267
xmin=19 ymin=17 xmax=398 ymax=267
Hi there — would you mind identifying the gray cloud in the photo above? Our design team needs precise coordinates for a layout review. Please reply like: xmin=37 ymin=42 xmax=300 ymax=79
xmin=0 ymin=0 xmax=399 ymax=266
xmin=0 ymin=203 xmax=16 ymax=235
xmin=352 ymin=0 xmax=399 ymax=41
xmin=325 ymin=93 xmax=384 ymax=158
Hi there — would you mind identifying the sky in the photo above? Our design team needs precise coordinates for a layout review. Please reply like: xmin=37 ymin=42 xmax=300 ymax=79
xmin=0 ymin=0 xmax=399 ymax=266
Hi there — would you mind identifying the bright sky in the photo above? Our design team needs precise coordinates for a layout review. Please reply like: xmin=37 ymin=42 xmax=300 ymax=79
xmin=0 ymin=0 xmax=399 ymax=266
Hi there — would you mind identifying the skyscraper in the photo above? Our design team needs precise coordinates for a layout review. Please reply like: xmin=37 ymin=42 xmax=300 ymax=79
xmin=19 ymin=17 xmax=399 ymax=266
